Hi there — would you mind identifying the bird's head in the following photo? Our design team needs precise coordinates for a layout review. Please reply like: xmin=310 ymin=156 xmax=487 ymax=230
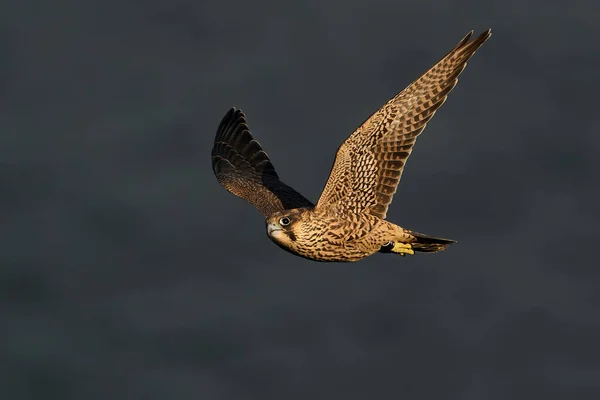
xmin=265 ymin=208 xmax=311 ymax=251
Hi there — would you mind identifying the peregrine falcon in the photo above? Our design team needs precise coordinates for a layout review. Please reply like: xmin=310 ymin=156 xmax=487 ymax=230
xmin=211 ymin=29 xmax=491 ymax=262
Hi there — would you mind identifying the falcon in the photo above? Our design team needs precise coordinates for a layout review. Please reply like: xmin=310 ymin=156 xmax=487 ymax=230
xmin=211 ymin=29 xmax=491 ymax=262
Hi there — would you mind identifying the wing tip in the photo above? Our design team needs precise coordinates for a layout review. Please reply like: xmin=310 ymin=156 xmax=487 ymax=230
xmin=223 ymin=106 xmax=244 ymax=121
xmin=216 ymin=107 xmax=249 ymax=140
xmin=457 ymin=30 xmax=474 ymax=47
xmin=478 ymin=28 xmax=492 ymax=42
xmin=459 ymin=28 xmax=492 ymax=43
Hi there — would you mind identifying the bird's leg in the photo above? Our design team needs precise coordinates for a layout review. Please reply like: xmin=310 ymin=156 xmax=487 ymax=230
xmin=391 ymin=242 xmax=414 ymax=256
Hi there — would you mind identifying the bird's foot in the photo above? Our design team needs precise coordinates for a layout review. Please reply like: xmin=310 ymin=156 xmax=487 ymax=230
xmin=391 ymin=242 xmax=414 ymax=256
xmin=381 ymin=241 xmax=414 ymax=256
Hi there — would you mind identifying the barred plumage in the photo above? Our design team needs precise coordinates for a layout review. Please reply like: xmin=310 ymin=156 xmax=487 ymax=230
xmin=211 ymin=30 xmax=492 ymax=262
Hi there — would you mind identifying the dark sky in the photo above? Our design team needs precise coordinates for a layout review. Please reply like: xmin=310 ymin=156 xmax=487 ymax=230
xmin=2 ymin=0 xmax=599 ymax=399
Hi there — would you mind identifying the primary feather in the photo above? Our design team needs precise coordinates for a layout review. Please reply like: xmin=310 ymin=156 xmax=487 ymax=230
xmin=316 ymin=30 xmax=491 ymax=219
xmin=211 ymin=108 xmax=313 ymax=217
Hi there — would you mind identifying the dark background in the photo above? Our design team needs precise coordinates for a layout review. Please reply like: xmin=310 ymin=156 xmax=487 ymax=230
xmin=1 ymin=0 xmax=599 ymax=399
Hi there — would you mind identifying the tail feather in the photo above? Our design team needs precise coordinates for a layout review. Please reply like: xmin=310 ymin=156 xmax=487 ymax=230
xmin=408 ymin=230 xmax=456 ymax=253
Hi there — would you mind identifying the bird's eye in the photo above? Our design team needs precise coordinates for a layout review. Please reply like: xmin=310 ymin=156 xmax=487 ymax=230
xmin=279 ymin=217 xmax=291 ymax=226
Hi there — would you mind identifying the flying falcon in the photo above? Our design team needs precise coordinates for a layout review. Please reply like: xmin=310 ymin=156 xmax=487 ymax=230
xmin=212 ymin=29 xmax=491 ymax=262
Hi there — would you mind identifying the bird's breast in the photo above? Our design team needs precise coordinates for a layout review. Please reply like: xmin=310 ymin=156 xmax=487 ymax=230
xmin=275 ymin=212 xmax=384 ymax=262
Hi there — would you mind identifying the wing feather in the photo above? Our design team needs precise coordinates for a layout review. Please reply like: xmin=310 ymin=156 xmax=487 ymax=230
xmin=212 ymin=108 xmax=313 ymax=217
xmin=316 ymin=29 xmax=491 ymax=218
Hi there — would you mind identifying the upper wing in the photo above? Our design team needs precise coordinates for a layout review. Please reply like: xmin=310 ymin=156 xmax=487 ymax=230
xmin=211 ymin=108 xmax=314 ymax=217
xmin=316 ymin=30 xmax=491 ymax=219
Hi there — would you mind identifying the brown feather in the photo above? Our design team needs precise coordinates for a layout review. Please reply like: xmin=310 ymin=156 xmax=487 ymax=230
xmin=212 ymin=31 xmax=491 ymax=262
xmin=211 ymin=108 xmax=313 ymax=217
xmin=316 ymin=30 xmax=492 ymax=219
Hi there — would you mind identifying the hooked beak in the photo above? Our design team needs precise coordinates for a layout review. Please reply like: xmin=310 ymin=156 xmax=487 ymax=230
xmin=267 ymin=222 xmax=282 ymax=236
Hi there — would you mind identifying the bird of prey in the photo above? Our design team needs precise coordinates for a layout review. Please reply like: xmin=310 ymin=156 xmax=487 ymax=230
xmin=212 ymin=29 xmax=491 ymax=262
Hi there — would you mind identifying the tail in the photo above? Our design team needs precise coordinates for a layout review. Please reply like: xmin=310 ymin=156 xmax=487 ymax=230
xmin=408 ymin=230 xmax=456 ymax=253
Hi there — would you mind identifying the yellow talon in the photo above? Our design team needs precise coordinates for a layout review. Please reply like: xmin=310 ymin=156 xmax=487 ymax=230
xmin=391 ymin=242 xmax=414 ymax=256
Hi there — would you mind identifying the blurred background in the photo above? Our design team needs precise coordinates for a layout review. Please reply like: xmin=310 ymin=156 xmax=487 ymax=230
xmin=1 ymin=0 xmax=599 ymax=399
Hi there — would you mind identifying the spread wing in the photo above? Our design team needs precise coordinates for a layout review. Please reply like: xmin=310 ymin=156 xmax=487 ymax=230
xmin=212 ymin=108 xmax=314 ymax=217
xmin=316 ymin=29 xmax=491 ymax=219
